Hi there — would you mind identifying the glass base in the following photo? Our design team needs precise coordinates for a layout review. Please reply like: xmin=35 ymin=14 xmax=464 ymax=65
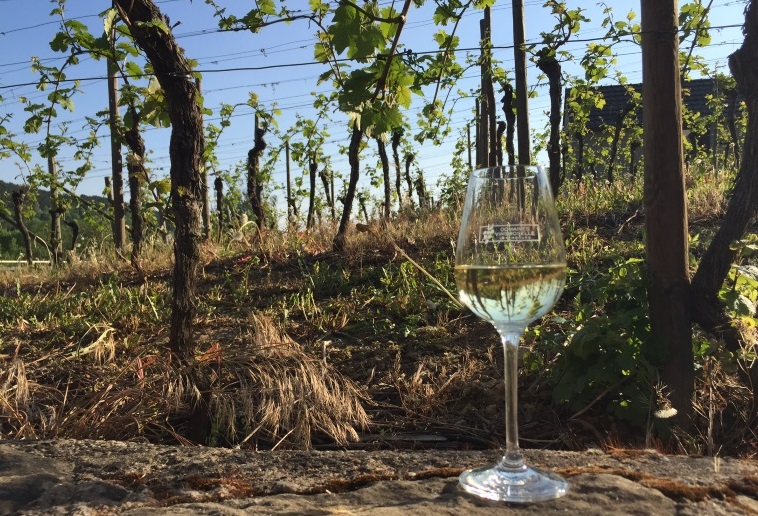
xmin=459 ymin=462 xmax=569 ymax=503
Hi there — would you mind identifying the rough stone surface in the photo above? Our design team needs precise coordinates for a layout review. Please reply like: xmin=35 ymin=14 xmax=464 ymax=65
xmin=0 ymin=439 xmax=756 ymax=515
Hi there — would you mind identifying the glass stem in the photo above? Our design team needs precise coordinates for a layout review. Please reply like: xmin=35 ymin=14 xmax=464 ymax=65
xmin=499 ymin=330 xmax=525 ymax=470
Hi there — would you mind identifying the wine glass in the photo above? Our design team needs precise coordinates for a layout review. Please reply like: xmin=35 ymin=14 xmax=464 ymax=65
xmin=455 ymin=164 xmax=568 ymax=502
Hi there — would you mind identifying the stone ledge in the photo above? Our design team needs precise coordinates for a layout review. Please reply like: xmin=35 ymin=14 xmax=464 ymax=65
xmin=1 ymin=439 xmax=756 ymax=515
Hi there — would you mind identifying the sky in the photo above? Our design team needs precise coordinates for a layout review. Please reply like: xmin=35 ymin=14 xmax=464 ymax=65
xmin=0 ymin=0 xmax=747 ymax=218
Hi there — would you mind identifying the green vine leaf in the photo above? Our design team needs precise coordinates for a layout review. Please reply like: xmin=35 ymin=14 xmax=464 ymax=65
xmin=135 ymin=18 xmax=170 ymax=34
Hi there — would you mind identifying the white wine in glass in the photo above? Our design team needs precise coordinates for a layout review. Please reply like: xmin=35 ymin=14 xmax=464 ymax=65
xmin=455 ymin=165 xmax=568 ymax=503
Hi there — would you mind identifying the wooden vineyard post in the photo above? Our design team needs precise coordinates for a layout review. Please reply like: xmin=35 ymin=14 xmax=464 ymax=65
xmin=641 ymin=0 xmax=693 ymax=424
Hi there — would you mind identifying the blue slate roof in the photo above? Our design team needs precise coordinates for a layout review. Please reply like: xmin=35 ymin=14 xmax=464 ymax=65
xmin=565 ymin=78 xmax=726 ymax=131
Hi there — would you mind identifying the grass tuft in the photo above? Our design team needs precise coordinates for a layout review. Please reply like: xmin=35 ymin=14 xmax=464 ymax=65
xmin=201 ymin=314 xmax=370 ymax=449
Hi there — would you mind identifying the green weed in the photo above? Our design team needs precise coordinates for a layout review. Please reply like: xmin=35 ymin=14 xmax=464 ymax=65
xmin=549 ymin=259 xmax=666 ymax=429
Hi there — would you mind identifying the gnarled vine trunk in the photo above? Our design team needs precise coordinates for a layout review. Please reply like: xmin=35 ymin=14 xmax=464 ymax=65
xmin=692 ymin=0 xmax=758 ymax=396
xmin=726 ymin=87 xmax=742 ymax=170
xmin=115 ymin=0 xmax=207 ymax=442
xmin=536 ymin=57 xmax=563 ymax=195
xmin=376 ymin=137 xmax=391 ymax=221
xmin=333 ymin=125 xmax=363 ymax=251
xmin=12 ymin=189 xmax=33 ymax=265
xmin=214 ymin=176 xmax=224 ymax=237
xmin=608 ymin=104 xmax=634 ymax=183
xmin=307 ymin=155 xmax=317 ymax=230
xmin=501 ymin=83 xmax=516 ymax=168
xmin=319 ymin=168 xmax=334 ymax=221
xmin=124 ymin=107 xmax=146 ymax=270
xmin=391 ymin=130 xmax=403 ymax=209
xmin=247 ymin=117 xmax=267 ymax=229
xmin=48 ymin=157 xmax=64 ymax=266
xmin=404 ymin=152 xmax=415 ymax=208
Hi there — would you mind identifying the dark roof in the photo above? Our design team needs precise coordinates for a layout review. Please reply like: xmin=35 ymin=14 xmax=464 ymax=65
xmin=564 ymin=78 xmax=722 ymax=131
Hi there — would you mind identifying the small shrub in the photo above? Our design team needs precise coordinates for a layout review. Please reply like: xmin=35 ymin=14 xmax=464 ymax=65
xmin=550 ymin=259 xmax=667 ymax=429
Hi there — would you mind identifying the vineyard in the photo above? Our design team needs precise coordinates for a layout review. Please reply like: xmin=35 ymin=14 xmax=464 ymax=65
xmin=0 ymin=0 xmax=756 ymax=456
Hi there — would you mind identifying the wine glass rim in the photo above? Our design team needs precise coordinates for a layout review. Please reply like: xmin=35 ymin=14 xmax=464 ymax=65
xmin=471 ymin=165 xmax=544 ymax=178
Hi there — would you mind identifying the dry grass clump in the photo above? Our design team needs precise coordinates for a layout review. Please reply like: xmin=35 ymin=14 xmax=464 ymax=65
xmin=389 ymin=349 xmax=486 ymax=420
xmin=339 ymin=210 xmax=459 ymax=260
xmin=223 ymin=220 xmax=338 ymax=262
xmin=0 ymin=311 xmax=369 ymax=449
xmin=686 ymin=168 xmax=731 ymax=223
xmin=557 ymin=176 xmax=644 ymax=225
xmin=0 ymin=237 xmax=175 ymax=290
xmin=691 ymin=353 xmax=756 ymax=457
xmin=0 ymin=358 xmax=34 ymax=438
xmin=385 ymin=210 xmax=459 ymax=247
xmin=555 ymin=168 xmax=734 ymax=228
xmin=178 ymin=315 xmax=370 ymax=449
xmin=0 ymin=332 xmax=182 ymax=441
